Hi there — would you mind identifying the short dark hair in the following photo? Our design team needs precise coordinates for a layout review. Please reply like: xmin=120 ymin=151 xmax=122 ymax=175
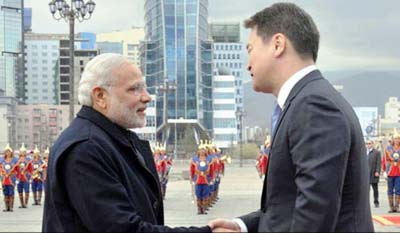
xmin=244 ymin=2 xmax=320 ymax=62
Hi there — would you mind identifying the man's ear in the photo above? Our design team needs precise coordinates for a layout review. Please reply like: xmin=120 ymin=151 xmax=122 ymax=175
xmin=92 ymin=86 xmax=108 ymax=109
xmin=272 ymin=33 xmax=286 ymax=58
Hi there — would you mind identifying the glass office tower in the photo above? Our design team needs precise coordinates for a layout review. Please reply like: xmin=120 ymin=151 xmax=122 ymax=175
xmin=141 ymin=0 xmax=213 ymax=150
xmin=0 ymin=0 xmax=23 ymax=98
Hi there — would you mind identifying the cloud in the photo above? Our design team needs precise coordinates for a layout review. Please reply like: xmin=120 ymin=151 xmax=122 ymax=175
xmin=25 ymin=0 xmax=400 ymax=71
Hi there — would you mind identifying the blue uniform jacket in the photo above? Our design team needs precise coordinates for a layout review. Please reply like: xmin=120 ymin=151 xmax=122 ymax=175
xmin=42 ymin=106 xmax=210 ymax=232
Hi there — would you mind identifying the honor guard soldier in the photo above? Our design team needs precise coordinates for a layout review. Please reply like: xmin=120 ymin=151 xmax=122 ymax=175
xmin=261 ymin=138 xmax=271 ymax=178
xmin=153 ymin=143 xmax=167 ymax=199
xmin=16 ymin=143 xmax=33 ymax=208
xmin=190 ymin=142 xmax=210 ymax=215
xmin=42 ymin=147 xmax=49 ymax=190
xmin=385 ymin=129 xmax=400 ymax=213
xmin=160 ymin=145 xmax=172 ymax=199
xmin=1 ymin=144 xmax=18 ymax=212
xmin=31 ymin=146 xmax=44 ymax=205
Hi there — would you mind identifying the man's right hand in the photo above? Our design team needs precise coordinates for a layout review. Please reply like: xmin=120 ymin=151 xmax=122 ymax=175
xmin=208 ymin=218 xmax=241 ymax=232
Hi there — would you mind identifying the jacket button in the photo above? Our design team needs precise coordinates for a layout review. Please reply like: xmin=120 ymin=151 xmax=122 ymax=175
xmin=153 ymin=201 xmax=158 ymax=209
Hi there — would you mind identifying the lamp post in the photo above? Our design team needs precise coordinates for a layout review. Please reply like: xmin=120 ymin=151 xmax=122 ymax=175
xmin=236 ymin=109 xmax=247 ymax=167
xmin=48 ymin=0 xmax=96 ymax=123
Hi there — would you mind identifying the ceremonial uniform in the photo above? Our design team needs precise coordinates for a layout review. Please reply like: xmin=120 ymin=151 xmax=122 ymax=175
xmin=190 ymin=143 xmax=210 ymax=215
xmin=159 ymin=147 xmax=170 ymax=199
xmin=153 ymin=146 xmax=167 ymax=199
xmin=31 ymin=146 xmax=44 ymax=205
xmin=15 ymin=143 xmax=32 ymax=208
xmin=1 ymin=144 xmax=17 ymax=212
xmin=386 ymin=140 xmax=400 ymax=212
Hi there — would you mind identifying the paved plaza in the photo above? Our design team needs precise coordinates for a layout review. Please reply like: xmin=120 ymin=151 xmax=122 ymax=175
xmin=0 ymin=162 xmax=399 ymax=232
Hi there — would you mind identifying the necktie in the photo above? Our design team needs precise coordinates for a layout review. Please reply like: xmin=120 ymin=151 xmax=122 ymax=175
xmin=271 ymin=102 xmax=282 ymax=137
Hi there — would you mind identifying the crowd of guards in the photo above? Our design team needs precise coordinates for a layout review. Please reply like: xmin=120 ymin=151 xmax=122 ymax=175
xmin=0 ymin=143 xmax=48 ymax=212
xmin=189 ymin=140 xmax=227 ymax=215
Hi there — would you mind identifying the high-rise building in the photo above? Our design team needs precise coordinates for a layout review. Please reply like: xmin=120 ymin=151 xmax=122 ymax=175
xmin=0 ymin=0 xmax=23 ymax=98
xmin=79 ymin=32 xmax=96 ymax=50
xmin=97 ymin=41 xmax=123 ymax=54
xmin=23 ymin=7 xmax=31 ymax=32
xmin=210 ymin=22 xmax=245 ymax=136
xmin=25 ymin=33 xmax=68 ymax=104
xmin=213 ymin=68 xmax=237 ymax=148
xmin=96 ymin=27 xmax=144 ymax=66
xmin=141 ymin=0 xmax=213 ymax=153
xmin=58 ymin=39 xmax=98 ymax=105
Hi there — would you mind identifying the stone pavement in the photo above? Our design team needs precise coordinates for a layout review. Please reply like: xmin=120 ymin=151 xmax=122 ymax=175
xmin=0 ymin=162 xmax=399 ymax=232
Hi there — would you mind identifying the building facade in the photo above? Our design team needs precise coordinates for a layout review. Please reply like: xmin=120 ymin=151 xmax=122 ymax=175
xmin=58 ymin=39 xmax=98 ymax=105
xmin=380 ymin=97 xmax=400 ymax=136
xmin=0 ymin=90 xmax=17 ymax=149
xmin=210 ymin=22 xmax=245 ymax=138
xmin=96 ymin=27 xmax=144 ymax=66
xmin=24 ymin=33 xmax=68 ymax=104
xmin=141 ymin=0 xmax=213 ymax=153
xmin=97 ymin=41 xmax=123 ymax=54
xmin=0 ymin=0 xmax=23 ymax=98
xmin=15 ymin=104 xmax=73 ymax=151
xmin=213 ymin=68 xmax=237 ymax=148
xmin=23 ymin=7 xmax=31 ymax=32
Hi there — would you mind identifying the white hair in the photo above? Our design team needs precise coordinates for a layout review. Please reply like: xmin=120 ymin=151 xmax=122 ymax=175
xmin=78 ymin=53 xmax=130 ymax=106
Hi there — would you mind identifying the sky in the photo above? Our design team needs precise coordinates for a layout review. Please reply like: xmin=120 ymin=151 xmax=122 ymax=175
xmin=25 ymin=0 xmax=400 ymax=72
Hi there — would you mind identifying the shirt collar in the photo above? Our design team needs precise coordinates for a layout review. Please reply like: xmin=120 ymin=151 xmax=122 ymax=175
xmin=277 ymin=65 xmax=317 ymax=109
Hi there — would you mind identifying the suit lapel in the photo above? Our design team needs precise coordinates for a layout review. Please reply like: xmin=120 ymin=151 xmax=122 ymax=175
xmin=270 ymin=70 xmax=323 ymax=148
xmin=261 ymin=70 xmax=324 ymax=209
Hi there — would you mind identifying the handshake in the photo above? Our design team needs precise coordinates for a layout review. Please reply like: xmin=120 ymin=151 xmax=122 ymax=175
xmin=207 ymin=219 xmax=241 ymax=232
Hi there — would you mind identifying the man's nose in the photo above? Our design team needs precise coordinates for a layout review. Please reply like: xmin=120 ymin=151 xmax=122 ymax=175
xmin=141 ymin=90 xmax=152 ymax=103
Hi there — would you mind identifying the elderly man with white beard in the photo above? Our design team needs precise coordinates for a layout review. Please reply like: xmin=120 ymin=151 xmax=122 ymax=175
xmin=42 ymin=53 xmax=212 ymax=233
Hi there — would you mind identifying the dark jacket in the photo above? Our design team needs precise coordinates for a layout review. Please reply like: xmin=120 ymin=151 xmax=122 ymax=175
xmin=42 ymin=106 xmax=210 ymax=233
xmin=239 ymin=70 xmax=374 ymax=232
xmin=368 ymin=148 xmax=381 ymax=184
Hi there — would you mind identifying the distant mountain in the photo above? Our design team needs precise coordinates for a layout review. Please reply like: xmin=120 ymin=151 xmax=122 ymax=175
xmin=243 ymin=70 xmax=400 ymax=128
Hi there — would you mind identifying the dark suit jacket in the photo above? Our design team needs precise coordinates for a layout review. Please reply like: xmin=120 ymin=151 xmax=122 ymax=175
xmin=42 ymin=106 xmax=210 ymax=233
xmin=240 ymin=70 xmax=374 ymax=232
xmin=368 ymin=148 xmax=381 ymax=184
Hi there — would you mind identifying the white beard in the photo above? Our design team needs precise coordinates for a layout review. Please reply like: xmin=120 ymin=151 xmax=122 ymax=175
xmin=107 ymin=94 xmax=146 ymax=129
